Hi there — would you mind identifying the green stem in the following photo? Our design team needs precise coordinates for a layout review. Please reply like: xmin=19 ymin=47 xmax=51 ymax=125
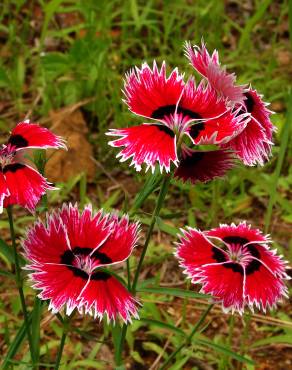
xmin=159 ymin=304 xmax=214 ymax=370
xmin=115 ymin=174 xmax=172 ymax=366
xmin=114 ymin=324 xmax=128 ymax=366
xmin=182 ymin=280 xmax=190 ymax=327
xmin=239 ymin=312 xmax=251 ymax=355
xmin=223 ymin=314 xmax=235 ymax=369
xmin=126 ymin=259 xmax=131 ymax=289
xmin=31 ymin=298 xmax=42 ymax=369
xmin=54 ymin=315 xmax=70 ymax=370
xmin=7 ymin=206 xmax=35 ymax=364
xmin=131 ymin=174 xmax=171 ymax=293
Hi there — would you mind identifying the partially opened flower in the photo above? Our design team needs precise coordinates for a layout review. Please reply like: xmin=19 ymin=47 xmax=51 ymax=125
xmin=185 ymin=41 xmax=275 ymax=166
xmin=23 ymin=203 xmax=140 ymax=323
xmin=107 ymin=61 xmax=249 ymax=183
xmin=185 ymin=41 xmax=245 ymax=105
xmin=176 ymin=222 xmax=289 ymax=314
xmin=0 ymin=121 xmax=66 ymax=213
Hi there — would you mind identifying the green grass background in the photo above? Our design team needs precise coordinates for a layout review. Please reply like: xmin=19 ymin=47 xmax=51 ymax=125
xmin=0 ymin=0 xmax=291 ymax=369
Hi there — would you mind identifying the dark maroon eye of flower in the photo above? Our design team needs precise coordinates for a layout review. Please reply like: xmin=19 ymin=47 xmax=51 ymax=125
xmin=151 ymin=104 xmax=177 ymax=119
xmin=212 ymin=247 xmax=227 ymax=263
xmin=152 ymin=124 xmax=175 ymax=138
xmin=151 ymin=104 xmax=202 ymax=121
xmin=224 ymin=263 xmax=244 ymax=274
xmin=222 ymin=236 xmax=249 ymax=245
xmin=188 ymin=122 xmax=205 ymax=139
xmin=244 ymin=92 xmax=255 ymax=113
xmin=8 ymin=134 xmax=29 ymax=148
xmin=60 ymin=247 xmax=113 ymax=280
xmin=2 ymin=163 xmax=26 ymax=173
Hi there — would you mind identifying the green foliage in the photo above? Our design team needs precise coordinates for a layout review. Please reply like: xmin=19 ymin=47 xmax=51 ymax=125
xmin=0 ymin=0 xmax=291 ymax=369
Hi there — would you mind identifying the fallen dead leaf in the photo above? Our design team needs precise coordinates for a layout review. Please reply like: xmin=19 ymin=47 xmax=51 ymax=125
xmin=46 ymin=108 xmax=96 ymax=183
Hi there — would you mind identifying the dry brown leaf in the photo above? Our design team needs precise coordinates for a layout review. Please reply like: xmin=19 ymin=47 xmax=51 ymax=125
xmin=45 ymin=109 xmax=96 ymax=183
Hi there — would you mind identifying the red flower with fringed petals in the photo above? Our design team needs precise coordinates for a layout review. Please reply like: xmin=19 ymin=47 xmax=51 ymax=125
xmin=107 ymin=61 xmax=249 ymax=183
xmin=23 ymin=204 xmax=140 ymax=323
xmin=176 ymin=222 xmax=289 ymax=314
xmin=0 ymin=121 xmax=65 ymax=213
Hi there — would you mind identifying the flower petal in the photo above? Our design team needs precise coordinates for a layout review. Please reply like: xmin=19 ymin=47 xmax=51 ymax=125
xmin=175 ymin=149 xmax=234 ymax=184
xmin=30 ymin=263 xmax=88 ymax=314
xmin=223 ymin=89 xmax=275 ymax=165
xmin=108 ymin=124 xmax=178 ymax=173
xmin=179 ymin=78 xmax=229 ymax=122
xmin=3 ymin=163 xmax=54 ymax=212
xmin=244 ymin=261 xmax=288 ymax=312
xmin=176 ymin=228 xmax=229 ymax=278
xmin=8 ymin=121 xmax=66 ymax=150
xmin=206 ymin=222 xmax=269 ymax=245
xmin=196 ymin=262 xmax=245 ymax=314
xmin=245 ymin=243 xmax=288 ymax=278
xmin=186 ymin=108 xmax=249 ymax=145
xmin=23 ymin=215 xmax=70 ymax=265
xmin=0 ymin=172 xmax=10 ymax=213
xmin=184 ymin=41 xmax=245 ymax=105
xmin=78 ymin=273 xmax=139 ymax=323
xmin=95 ymin=214 xmax=139 ymax=265
xmin=123 ymin=61 xmax=185 ymax=121
xmin=59 ymin=203 xmax=112 ymax=251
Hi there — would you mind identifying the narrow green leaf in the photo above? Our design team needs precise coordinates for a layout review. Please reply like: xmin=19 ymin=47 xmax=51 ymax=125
xmin=252 ymin=334 xmax=292 ymax=347
xmin=168 ymin=357 xmax=189 ymax=370
xmin=137 ymin=286 xmax=211 ymax=299
xmin=2 ymin=313 xmax=32 ymax=369
xmin=195 ymin=339 xmax=254 ymax=365
xmin=31 ymin=298 xmax=42 ymax=365
xmin=140 ymin=318 xmax=185 ymax=337
xmin=0 ymin=238 xmax=14 ymax=264
xmin=0 ymin=239 xmax=26 ymax=266
xmin=130 ymin=171 xmax=163 ymax=214
xmin=238 ymin=0 xmax=273 ymax=50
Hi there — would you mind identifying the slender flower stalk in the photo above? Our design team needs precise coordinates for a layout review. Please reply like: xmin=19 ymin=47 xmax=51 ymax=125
xmin=160 ymin=304 xmax=214 ymax=370
xmin=54 ymin=315 xmax=70 ymax=370
xmin=115 ymin=174 xmax=172 ymax=366
xmin=132 ymin=174 xmax=172 ymax=293
xmin=7 ymin=206 xmax=35 ymax=363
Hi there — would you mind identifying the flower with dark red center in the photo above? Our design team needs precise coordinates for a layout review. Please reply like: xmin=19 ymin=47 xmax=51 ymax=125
xmin=0 ymin=121 xmax=66 ymax=213
xmin=176 ymin=222 xmax=289 ymax=314
xmin=23 ymin=203 xmax=140 ymax=323
xmin=107 ymin=61 xmax=249 ymax=184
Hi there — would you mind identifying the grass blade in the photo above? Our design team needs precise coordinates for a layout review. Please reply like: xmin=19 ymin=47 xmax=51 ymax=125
xmin=139 ymin=318 xmax=185 ymax=336
xmin=137 ymin=286 xmax=210 ymax=299
xmin=2 ymin=313 xmax=32 ymax=369
xmin=195 ymin=338 xmax=255 ymax=365
xmin=264 ymin=92 xmax=292 ymax=232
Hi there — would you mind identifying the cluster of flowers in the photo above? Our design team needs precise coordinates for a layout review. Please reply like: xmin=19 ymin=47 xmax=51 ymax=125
xmin=107 ymin=41 xmax=274 ymax=182
xmin=0 ymin=42 xmax=288 ymax=324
